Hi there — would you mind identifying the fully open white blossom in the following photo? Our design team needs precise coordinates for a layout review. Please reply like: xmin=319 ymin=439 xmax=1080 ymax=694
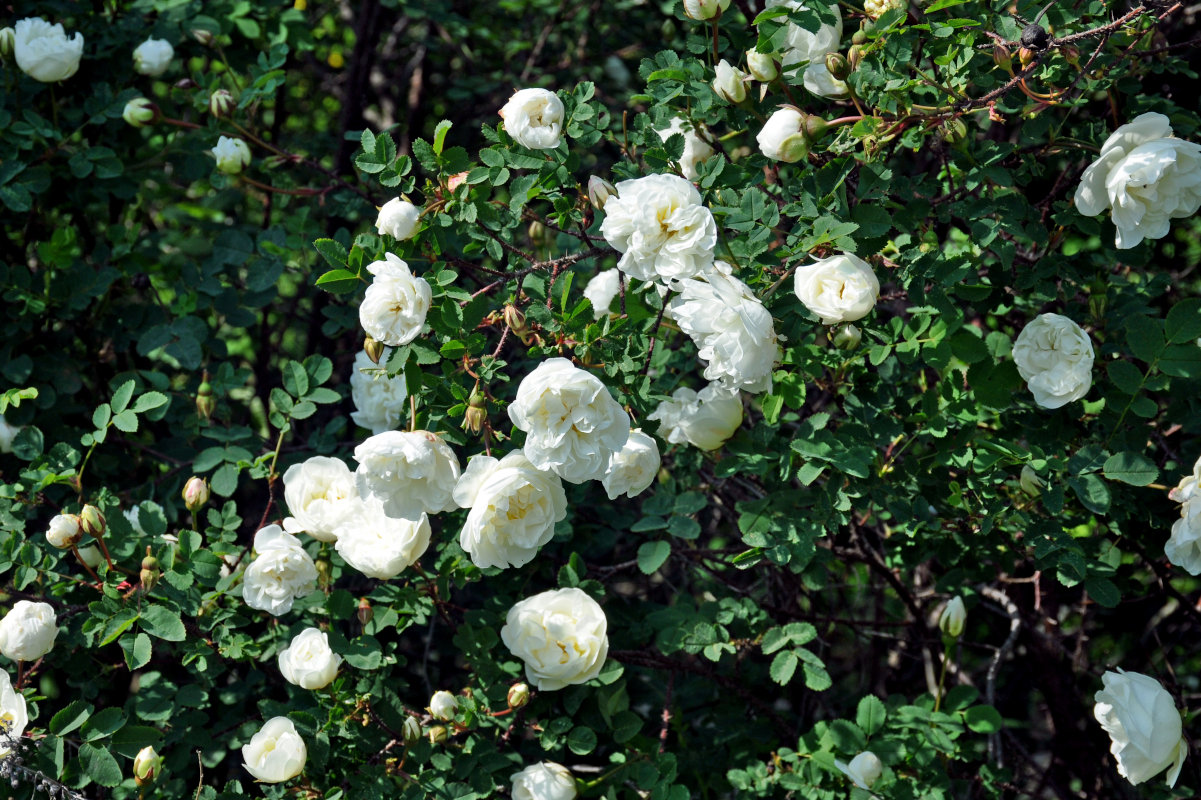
xmin=0 ymin=601 xmax=58 ymax=662
xmin=358 ymin=253 xmax=432 ymax=347
xmin=0 ymin=670 xmax=29 ymax=758
xmin=835 ymin=751 xmax=883 ymax=789
xmin=1166 ymin=500 xmax=1201 ymax=575
xmin=1169 ymin=453 xmax=1201 ymax=503
xmin=508 ymin=358 xmax=630 ymax=484
xmin=865 ymin=0 xmax=906 ymax=18
xmin=1094 ymin=669 xmax=1187 ymax=787
xmin=333 ymin=496 xmax=431 ymax=579
xmin=500 ymin=88 xmax=565 ymax=150
xmin=14 ymin=17 xmax=83 ymax=83
xmin=583 ymin=269 xmax=621 ymax=319
xmin=375 ymin=198 xmax=421 ymax=240
xmin=242 ymin=717 xmax=307 ymax=783
xmin=132 ymin=37 xmax=173 ymax=76
xmin=349 ymin=350 xmax=408 ymax=434
xmin=453 ymin=452 xmax=568 ymax=569
xmin=1011 ymin=313 xmax=1094 ymax=409
xmin=794 ymin=253 xmax=880 ymax=325
xmin=648 ymin=383 xmax=743 ymax=451
xmin=656 ymin=118 xmax=715 ymax=180
xmin=242 ymin=526 xmax=318 ymax=616
xmin=601 ymin=429 xmax=661 ymax=500
xmin=281 ymin=456 xmax=359 ymax=543
xmin=762 ymin=0 xmax=842 ymax=87
xmin=1075 ymin=112 xmax=1201 ymax=249
xmin=511 ymin=761 xmax=578 ymax=800
xmin=278 ymin=628 xmax=342 ymax=690
xmin=600 ymin=173 xmax=717 ymax=285
xmin=354 ymin=430 xmax=461 ymax=519
xmin=667 ymin=262 xmax=782 ymax=392
xmin=501 ymin=588 xmax=609 ymax=691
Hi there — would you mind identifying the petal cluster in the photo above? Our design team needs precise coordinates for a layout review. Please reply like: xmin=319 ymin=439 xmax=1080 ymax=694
xmin=359 ymin=253 xmax=432 ymax=346
xmin=1011 ymin=313 xmax=1094 ymax=409
xmin=1094 ymin=669 xmax=1187 ymax=787
xmin=600 ymin=173 xmax=717 ymax=285
xmin=501 ymin=588 xmax=609 ymax=691
xmin=242 ymin=526 xmax=319 ymax=616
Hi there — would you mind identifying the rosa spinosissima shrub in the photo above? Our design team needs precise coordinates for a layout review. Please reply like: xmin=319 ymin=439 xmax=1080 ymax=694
xmin=1 ymin=0 xmax=1201 ymax=798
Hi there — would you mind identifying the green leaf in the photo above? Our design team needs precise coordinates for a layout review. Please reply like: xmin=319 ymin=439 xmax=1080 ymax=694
xmin=1165 ymin=298 xmax=1201 ymax=344
xmin=433 ymin=119 xmax=452 ymax=155
xmin=92 ymin=404 xmax=111 ymax=430
xmin=856 ymin=695 xmax=887 ymax=737
xmin=963 ymin=705 xmax=1004 ymax=733
xmin=1084 ymin=576 xmax=1121 ymax=608
xmin=1102 ymin=452 xmax=1158 ymax=486
xmin=140 ymin=605 xmax=186 ymax=641
xmin=770 ymin=650 xmax=799 ymax=685
xmin=50 ymin=700 xmax=92 ymax=736
xmin=314 ymin=238 xmax=349 ymax=268
xmin=79 ymin=742 xmax=123 ymax=787
xmin=567 ymin=725 xmax=598 ymax=755
xmin=121 ymin=632 xmax=153 ymax=669
xmin=111 ymin=380 xmax=135 ymax=414
xmin=83 ymin=707 xmax=126 ymax=740
xmin=132 ymin=392 xmax=168 ymax=413
xmin=315 ymin=268 xmax=362 ymax=294
xmin=112 ymin=409 xmax=138 ymax=433
xmin=1067 ymin=473 xmax=1111 ymax=514
xmin=637 ymin=541 xmax=671 ymax=575
xmin=1107 ymin=360 xmax=1143 ymax=396
xmin=1125 ymin=315 xmax=1165 ymax=363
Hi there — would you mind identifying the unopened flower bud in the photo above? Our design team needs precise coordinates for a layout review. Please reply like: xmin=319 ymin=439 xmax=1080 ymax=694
xmin=315 ymin=557 xmax=332 ymax=589
xmin=133 ymin=746 xmax=163 ymax=787
xmin=357 ymin=597 xmax=373 ymax=627
xmin=507 ymin=682 xmax=531 ymax=709
xmin=847 ymin=44 xmax=865 ymax=70
xmin=993 ymin=43 xmax=1012 ymax=72
xmin=0 ymin=27 xmax=15 ymax=63
xmin=940 ymin=118 xmax=968 ymax=146
xmin=209 ymin=89 xmax=236 ymax=119
xmin=427 ymin=725 xmax=448 ymax=745
xmin=746 ymin=50 xmax=778 ymax=82
xmin=851 ymin=27 xmax=868 ymax=45
xmin=123 ymin=98 xmax=159 ymax=128
xmin=528 ymin=220 xmax=548 ymax=246
xmin=463 ymin=391 xmax=487 ymax=435
xmin=712 ymin=59 xmax=748 ymax=104
xmin=196 ymin=378 xmax=215 ymax=420
xmin=832 ymin=324 xmax=862 ymax=350
xmin=1019 ymin=465 xmax=1045 ymax=496
xmin=825 ymin=52 xmax=851 ymax=81
xmin=504 ymin=305 xmax=533 ymax=344
xmin=364 ymin=336 xmax=385 ymax=365
xmin=429 ymin=690 xmax=458 ymax=721
xmin=191 ymin=28 xmax=215 ymax=46
xmin=402 ymin=716 xmax=422 ymax=746
xmin=46 ymin=514 xmax=83 ymax=549
xmin=1017 ymin=46 xmax=1035 ymax=69
xmin=141 ymin=549 xmax=160 ymax=592
xmin=682 ymin=0 xmax=730 ymax=20
xmin=80 ymin=505 xmax=106 ymax=539
xmin=939 ymin=596 xmax=966 ymax=638
xmin=182 ymin=476 xmax=210 ymax=512
xmin=587 ymin=175 xmax=618 ymax=211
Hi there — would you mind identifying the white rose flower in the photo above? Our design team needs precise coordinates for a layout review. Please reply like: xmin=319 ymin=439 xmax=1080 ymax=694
xmin=242 ymin=526 xmax=318 ymax=616
xmin=803 ymin=60 xmax=848 ymax=98
xmin=241 ymin=716 xmax=307 ymax=783
xmin=358 ymin=253 xmax=432 ymax=347
xmin=501 ymin=588 xmax=609 ymax=691
xmin=1165 ymin=500 xmax=1201 ymax=575
xmin=278 ymin=628 xmax=342 ymax=690
xmin=1074 ymin=112 xmax=1201 ymax=249
xmin=583 ymin=270 xmax=622 ymax=320
xmin=1094 ymin=669 xmax=1187 ymax=787
xmin=600 ymin=173 xmax=717 ymax=285
xmin=350 ymin=350 xmax=408 ymax=433
xmin=835 ymin=751 xmax=883 ymax=789
xmin=429 ymin=690 xmax=458 ymax=721
xmin=0 ymin=600 xmax=58 ymax=662
xmin=1 ymin=669 xmax=29 ymax=757
xmin=757 ymin=107 xmax=812 ymax=163
xmin=212 ymin=136 xmax=251 ymax=174
xmin=656 ymin=118 xmax=716 ymax=181
xmin=682 ymin=0 xmax=730 ymax=20
xmin=452 ymin=452 xmax=568 ymax=569
xmin=45 ymin=513 xmax=83 ymax=549
xmin=1169 ymin=453 xmax=1201 ymax=503
xmin=508 ymin=358 xmax=631 ymax=484
xmin=763 ymin=0 xmax=842 ymax=81
xmin=747 ymin=50 xmax=779 ymax=82
xmin=375 ymin=198 xmax=421 ymax=240
xmin=865 ymin=0 xmax=906 ymax=18
xmin=500 ymin=88 xmax=565 ymax=150
xmin=14 ymin=17 xmax=83 ymax=83
xmin=354 ymin=430 xmax=461 ymax=519
xmin=667 ymin=263 xmax=782 ymax=392
xmin=1011 ymin=313 xmax=1095 ymax=409
xmin=648 ymin=383 xmax=743 ymax=451
xmin=0 ymin=414 xmax=21 ymax=453
xmin=511 ymin=761 xmax=578 ymax=800
xmin=132 ymin=37 xmax=173 ymax=76
xmin=794 ymin=253 xmax=880 ymax=325
xmin=281 ymin=456 xmax=358 ymax=543
xmin=601 ymin=429 xmax=661 ymax=500
xmin=712 ymin=59 xmax=748 ymax=104
xmin=332 ymin=497 xmax=431 ymax=579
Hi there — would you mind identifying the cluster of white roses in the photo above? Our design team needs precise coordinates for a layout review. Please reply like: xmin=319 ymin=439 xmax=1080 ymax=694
xmin=0 ymin=601 xmax=58 ymax=758
xmin=3 ymin=17 xmax=173 ymax=84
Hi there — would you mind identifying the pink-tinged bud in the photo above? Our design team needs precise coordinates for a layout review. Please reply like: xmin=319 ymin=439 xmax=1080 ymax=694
xmin=182 ymin=477 xmax=210 ymax=512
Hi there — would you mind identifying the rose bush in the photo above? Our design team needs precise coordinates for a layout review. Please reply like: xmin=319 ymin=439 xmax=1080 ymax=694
xmin=1 ymin=0 xmax=1201 ymax=798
